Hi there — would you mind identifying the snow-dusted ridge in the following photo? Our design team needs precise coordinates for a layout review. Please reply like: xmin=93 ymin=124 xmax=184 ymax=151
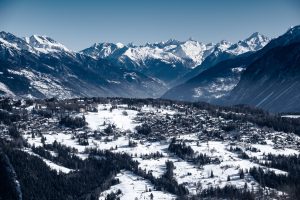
xmin=0 ymin=31 xmax=72 ymax=55
xmin=226 ymin=32 xmax=270 ymax=55
xmin=0 ymin=30 xmax=272 ymax=99
xmin=0 ymin=30 xmax=270 ymax=68
xmin=25 ymin=35 xmax=70 ymax=54
xmin=81 ymin=33 xmax=271 ymax=69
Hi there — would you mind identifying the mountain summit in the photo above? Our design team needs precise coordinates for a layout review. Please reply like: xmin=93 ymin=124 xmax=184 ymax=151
xmin=25 ymin=35 xmax=70 ymax=53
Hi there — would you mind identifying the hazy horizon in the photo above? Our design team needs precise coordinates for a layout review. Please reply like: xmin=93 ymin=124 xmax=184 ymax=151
xmin=1 ymin=0 xmax=300 ymax=51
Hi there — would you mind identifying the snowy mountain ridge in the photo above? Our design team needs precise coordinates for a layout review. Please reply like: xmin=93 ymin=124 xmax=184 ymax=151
xmin=1 ymin=32 xmax=67 ymax=53
xmin=226 ymin=32 xmax=270 ymax=55
xmin=162 ymin=25 xmax=300 ymax=112
xmin=0 ymin=31 xmax=168 ymax=99
xmin=81 ymin=33 xmax=270 ymax=69
xmin=0 ymin=30 xmax=271 ymax=100
xmin=0 ymin=31 xmax=271 ymax=64
xmin=24 ymin=35 xmax=70 ymax=54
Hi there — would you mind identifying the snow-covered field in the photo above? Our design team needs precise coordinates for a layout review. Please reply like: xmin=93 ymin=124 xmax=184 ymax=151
xmin=281 ymin=115 xmax=300 ymax=119
xmin=22 ymin=148 xmax=73 ymax=174
xmin=20 ymin=102 xmax=300 ymax=198
xmin=85 ymin=104 xmax=139 ymax=132
xmin=99 ymin=170 xmax=176 ymax=200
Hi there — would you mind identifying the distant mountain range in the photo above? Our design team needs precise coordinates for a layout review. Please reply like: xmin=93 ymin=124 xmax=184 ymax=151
xmin=1 ymin=26 xmax=299 ymax=112
xmin=227 ymin=27 xmax=300 ymax=112
xmin=80 ymin=33 xmax=269 ymax=85
xmin=0 ymin=32 xmax=167 ymax=99
xmin=162 ymin=26 xmax=300 ymax=112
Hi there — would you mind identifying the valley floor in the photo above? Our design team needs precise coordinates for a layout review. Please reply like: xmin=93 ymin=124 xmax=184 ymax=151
xmin=1 ymin=98 xmax=300 ymax=199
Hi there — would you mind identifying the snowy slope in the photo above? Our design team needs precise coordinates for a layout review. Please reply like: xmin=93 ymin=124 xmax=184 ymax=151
xmin=24 ymin=35 xmax=71 ymax=54
xmin=99 ymin=170 xmax=176 ymax=200
xmin=20 ymin=100 xmax=300 ymax=198
xmin=0 ymin=30 xmax=271 ymax=99
xmin=80 ymin=42 xmax=125 ymax=59
xmin=81 ymin=33 xmax=269 ymax=70
xmin=226 ymin=32 xmax=270 ymax=55
xmin=81 ymin=35 xmax=270 ymax=71
xmin=162 ymin=32 xmax=274 ymax=103
xmin=0 ymin=31 xmax=167 ymax=98
xmin=0 ymin=31 xmax=72 ymax=55
xmin=80 ymin=34 xmax=269 ymax=87
xmin=82 ymin=39 xmax=216 ymax=69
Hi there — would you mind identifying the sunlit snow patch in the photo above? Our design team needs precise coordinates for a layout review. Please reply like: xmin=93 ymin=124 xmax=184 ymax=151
xmin=99 ymin=170 xmax=176 ymax=200
xmin=85 ymin=104 xmax=139 ymax=132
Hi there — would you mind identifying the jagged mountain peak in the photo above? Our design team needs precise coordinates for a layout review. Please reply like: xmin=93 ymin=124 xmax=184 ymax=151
xmin=29 ymin=35 xmax=56 ymax=43
xmin=246 ymin=32 xmax=265 ymax=40
xmin=142 ymin=38 xmax=181 ymax=49
xmin=159 ymin=38 xmax=182 ymax=46
xmin=127 ymin=42 xmax=137 ymax=48
xmin=169 ymin=39 xmax=209 ymax=66
xmin=92 ymin=42 xmax=125 ymax=48
xmin=0 ymin=31 xmax=33 ymax=52
xmin=25 ymin=34 xmax=70 ymax=53
xmin=81 ymin=42 xmax=126 ymax=59
xmin=0 ymin=31 xmax=17 ymax=39
xmin=149 ymin=38 xmax=201 ymax=48
xmin=244 ymin=32 xmax=270 ymax=48
xmin=0 ymin=31 xmax=25 ymax=45
xmin=182 ymin=38 xmax=204 ymax=47
xmin=215 ymin=40 xmax=232 ymax=51
xmin=226 ymin=32 xmax=270 ymax=55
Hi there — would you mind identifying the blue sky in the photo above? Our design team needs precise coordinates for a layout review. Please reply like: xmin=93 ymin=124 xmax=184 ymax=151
xmin=0 ymin=0 xmax=299 ymax=51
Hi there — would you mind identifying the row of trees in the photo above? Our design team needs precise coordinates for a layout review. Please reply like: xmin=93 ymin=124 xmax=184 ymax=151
xmin=2 ymin=142 xmax=141 ymax=200
xmin=168 ymin=138 xmax=194 ymax=159
xmin=216 ymin=105 xmax=300 ymax=136
xmin=0 ymin=109 xmax=21 ymax=125
xmin=135 ymin=123 xmax=152 ymax=135
xmin=32 ymin=142 xmax=84 ymax=169
xmin=88 ymin=149 xmax=189 ymax=197
xmin=187 ymin=185 xmax=256 ymax=200
xmin=168 ymin=138 xmax=218 ymax=165
xmin=249 ymin=154 xmax=300 ymax=199
xmin=0 ymin=146 xmax=22 ymax=200
xmin=59 ymin=115 xmax=86 ymax=128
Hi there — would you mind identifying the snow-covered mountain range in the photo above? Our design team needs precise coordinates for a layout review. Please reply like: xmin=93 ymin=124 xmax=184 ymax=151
xmin=163 ymin=26 xmax=300 ymax=112
xmin=0 ymin=32 xmax=167 ymax=99
xmin=81 ymin=33 xmax=270 ymax=69
xmin=0 ymin=32 xmax=72 ymax=55
xmin=81 ymin=39 xmax=215 ymax=69
xmin=0 ymin=30 xmax=270 ymax=100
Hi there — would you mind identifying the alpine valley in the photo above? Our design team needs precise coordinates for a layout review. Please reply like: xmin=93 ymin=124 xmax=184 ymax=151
xmin=1 ymin=26 xmax=300 ymax=112
xmin=162 ymin=26 xmax=300 ymax=112
xmin=1 ymin=25 xmax=300 ymax=200
xmin=0 ymin=30 xmax=266 ymax=99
